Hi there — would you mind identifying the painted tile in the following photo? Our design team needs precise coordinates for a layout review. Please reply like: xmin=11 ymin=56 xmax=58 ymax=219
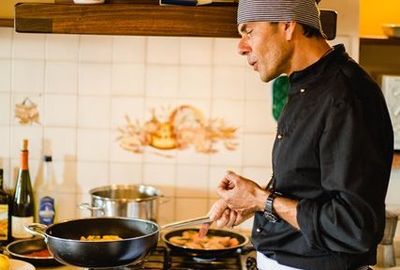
xmin=213 ymin=38 xmax=246 ymax=66
xmin=242 ymin=134 xmax=275 ymax=167
xmin=43 ymin=94 xmax=77 ymax=127
xmin=112 ymin=36 xmax=146 ymax=63
xmin=45 ymin=61 xmax=78 ymax=94
xmin=46 ymin=34 xmax=79 ymax=61
xmin=242 ymin=166 xmax=273 ymax=188
xmin=12 ymin=59 xmax=44 ymax=93
xmin=0 ymin=59 xmax=11 ymax=92
xmin=176 ymin=164 xmax=209 ymax=198
xmin=10 ymin=126 xmax=43 ymax=159
xmin=0 ymin=126 xmax=10 ymax=158
xmin=109 ymin=162 xmax=143 ymax=185
xmin=211 ymin=99 xmax=245 ymax=128
xmin=146 ymin=65 xmax=179 ymax=98
xmin=244 ymin=68 xmax=271 ymax=101
xmin=180 ymin=37 xmax=212 ymax=65
xmin=77 ymin=128 xmax=110 ymax=161
xmin=110 ymin=129 xmax=144 ymax=163
xmin=43 ymin=127 xmax=77 ymax=160
xmin=111 ymin=63 xmax=145 ymax=96
xmin=175 ymin=198 xmax=208 ymax=221
xmin=78 ymin=63 xmax=111 ymax=96
xmin=244 ymin=100 xmax=276 ymax=133
xmin=76 ymin=161 xmax=109 ymax=194
xmin=111 ymin=96 xmax=145 ymax=128
xmin=143 ymin=163 xmax=176 ymax=197
xmin=79 ymin=35 xmax=113 ymax=63
xmin=12 ymin=32 xmax=45 ymax=60
xmin=78 ymin=96 xmax=110 ymax=128
xmin=53 ymin=193 xmax=77 ymax=222
xmin=0 ymin=93 xmax=10 ymax=125
xmin=0 ymin=28 xmax=12 ymax=58
xmin=212 ymin=66 xmax=246 ymax=100
xmin=147 ymin=37 xmax=180 ymax=64
xmin=179 ymin=66 xmax=212 ymax=99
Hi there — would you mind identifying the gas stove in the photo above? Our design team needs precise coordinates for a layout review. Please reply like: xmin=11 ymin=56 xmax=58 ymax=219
xmin=85 ymin=246 xmax=257 ymax=270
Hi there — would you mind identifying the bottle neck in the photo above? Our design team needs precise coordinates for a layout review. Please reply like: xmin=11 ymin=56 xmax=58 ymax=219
xmin=20 ymin=150 xmax=29 ymax=170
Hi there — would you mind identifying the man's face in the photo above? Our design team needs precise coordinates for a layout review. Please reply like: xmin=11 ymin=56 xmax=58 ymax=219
xmin=237 ymin=22 xmax=292 ymax=82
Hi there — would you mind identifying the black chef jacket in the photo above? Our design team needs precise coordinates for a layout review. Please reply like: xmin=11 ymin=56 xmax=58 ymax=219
xmin=252 ymin=44 xmax=394 ymax=270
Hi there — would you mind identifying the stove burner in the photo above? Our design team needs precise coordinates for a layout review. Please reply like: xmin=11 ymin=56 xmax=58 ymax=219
xmin=192 ymin=256 xmax=216 ymax=263
xmin=88 ymin=246 xmax=251 ymax=270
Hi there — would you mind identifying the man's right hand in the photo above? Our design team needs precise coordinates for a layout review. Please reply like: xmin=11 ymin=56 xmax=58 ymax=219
xmin=208 ymin=199 xmax=254 ymax=228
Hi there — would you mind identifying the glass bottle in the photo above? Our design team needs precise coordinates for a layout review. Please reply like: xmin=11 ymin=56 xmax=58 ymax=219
xmin=0 ymin=168 xmax=11 ymax=245
xmin=11 ymin=139 xmax=34 ymax=239
xmin=38 ymin=155 xmax=56 ymax=226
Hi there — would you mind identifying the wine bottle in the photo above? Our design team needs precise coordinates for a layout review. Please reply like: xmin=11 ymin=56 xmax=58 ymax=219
xmin=0 ymin=168 xmax=11 ymax=245
xmin=38 ymin=155 xmax=56 ymax=226
xmin=11 ymin=139 xmax=34 ymax=239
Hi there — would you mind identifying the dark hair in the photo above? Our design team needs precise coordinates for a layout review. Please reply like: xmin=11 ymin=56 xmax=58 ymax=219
xmin=300 ymin=23 xmax=324 ymax=38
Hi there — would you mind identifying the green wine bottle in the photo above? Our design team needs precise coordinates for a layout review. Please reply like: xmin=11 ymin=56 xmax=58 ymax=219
xmin=11 ymin=139 xmax=35 ymax=240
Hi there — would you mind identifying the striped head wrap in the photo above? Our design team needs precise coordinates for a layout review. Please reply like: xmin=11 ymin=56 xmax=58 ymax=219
xmin=237 ymin=0 xmax=324 ymax=36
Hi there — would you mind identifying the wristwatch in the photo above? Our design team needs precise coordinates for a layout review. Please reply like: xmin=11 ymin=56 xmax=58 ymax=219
xmin=264 ymin=192 xmax=280 ymax=222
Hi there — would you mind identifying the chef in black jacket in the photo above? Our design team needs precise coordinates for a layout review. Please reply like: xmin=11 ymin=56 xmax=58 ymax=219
xmin=206 ymin=0 xmax=394 ymax=269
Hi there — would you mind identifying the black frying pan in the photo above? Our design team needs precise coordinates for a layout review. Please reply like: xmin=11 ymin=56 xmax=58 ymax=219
xmin=26 ymin=217 xmax=159 ymax=268
xmin=162 ymin=227 xmax=249 ymax=258
xmin=5 ymin=237 xmax=61 ymax=267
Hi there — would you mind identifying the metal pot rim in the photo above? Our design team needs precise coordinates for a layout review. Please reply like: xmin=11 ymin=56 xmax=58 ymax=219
xmin=89 ymin=184 xmax=162 ymax=202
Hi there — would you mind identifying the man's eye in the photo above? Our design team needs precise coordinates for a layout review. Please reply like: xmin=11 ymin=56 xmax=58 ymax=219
xmin=246 ymin=30 xmax=253 ymax=36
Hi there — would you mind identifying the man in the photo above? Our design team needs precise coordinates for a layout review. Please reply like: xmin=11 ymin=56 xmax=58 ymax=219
xmin=206 ymin=0 xmax=394 ymax=269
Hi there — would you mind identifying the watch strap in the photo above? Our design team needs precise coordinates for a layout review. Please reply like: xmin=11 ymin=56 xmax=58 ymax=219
xmin=264 ymin=192 xmax=279 ymax=222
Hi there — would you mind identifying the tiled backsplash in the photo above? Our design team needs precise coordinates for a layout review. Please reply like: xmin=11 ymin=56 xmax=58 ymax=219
xmin=1 ymin=21 xmax=399 ymax=232
xmin=0 ymin=28 xmax=277 ymax=227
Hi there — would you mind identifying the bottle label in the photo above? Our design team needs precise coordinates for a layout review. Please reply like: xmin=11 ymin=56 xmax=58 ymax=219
xmin=39 ymin=196 xmax=55 ymax=226
xmin=0 ymin=204 xmax=8 ymax=240
xmin=11 ymin=216 xmax=34 ymax=239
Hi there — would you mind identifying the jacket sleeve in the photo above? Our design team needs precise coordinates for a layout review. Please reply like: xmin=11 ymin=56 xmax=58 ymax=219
xmin=296 ymin=91 xmax=393 ymax=253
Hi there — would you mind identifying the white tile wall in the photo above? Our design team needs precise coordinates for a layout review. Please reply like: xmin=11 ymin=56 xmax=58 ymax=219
xmin=2 ymin=4 xmax=388 ymax=230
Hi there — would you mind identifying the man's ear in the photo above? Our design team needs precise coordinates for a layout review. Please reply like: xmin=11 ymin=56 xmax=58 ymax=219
xmin=283 ymin=21 xmax=296 ymax=40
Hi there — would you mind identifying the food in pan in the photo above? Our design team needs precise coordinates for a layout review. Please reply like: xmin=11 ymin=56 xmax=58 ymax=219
xmin=168 ymin=230 xmax=240 ymax=250
xmin=80 ymin=235 xmax=122 ymax=241
xmin=25 ymin=248 xmax=52 ymax=258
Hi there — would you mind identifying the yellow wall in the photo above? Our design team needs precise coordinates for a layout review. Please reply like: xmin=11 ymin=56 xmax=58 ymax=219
xmin=360 ymin=0 xmax=400 ymax=36
xmin=0 ymin=0 xmax=53 ymax=19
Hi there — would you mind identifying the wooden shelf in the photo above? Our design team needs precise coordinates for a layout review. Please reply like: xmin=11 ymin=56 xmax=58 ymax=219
xmin=14 ymin=2 xmax=240 ymax=37
xmin=14 ymin=1 xmax=337 ymax=38
xmin=0 ymin=18 xmax=14 ymax=28
xmin=360 ymin=36 xmax=400 ymax=46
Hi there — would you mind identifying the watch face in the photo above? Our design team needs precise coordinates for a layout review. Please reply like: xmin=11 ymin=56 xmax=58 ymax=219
xmin=382 ymin=75 xmax=400 ymax=149
xmin=264 ymin=212 xmax=279 ymax=223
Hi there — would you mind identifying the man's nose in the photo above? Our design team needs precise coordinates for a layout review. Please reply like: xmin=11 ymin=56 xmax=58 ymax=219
xmin=237 ymin=38 xmax=250 ymax=55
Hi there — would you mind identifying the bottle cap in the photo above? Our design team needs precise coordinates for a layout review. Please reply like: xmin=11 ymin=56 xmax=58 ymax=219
xmin=22 ymin=139 xmax=29 ymax=151
xmin=44 ymin=156 xmax=52 ymax=162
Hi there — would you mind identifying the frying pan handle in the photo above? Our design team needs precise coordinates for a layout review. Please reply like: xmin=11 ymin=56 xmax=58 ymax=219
xmin=78 ymin=202 xmax=104 ymax=214
xmin=25 ymin=223 xmax=48 ymax=240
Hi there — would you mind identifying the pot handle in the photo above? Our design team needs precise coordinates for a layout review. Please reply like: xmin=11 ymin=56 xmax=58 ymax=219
xmin=158 ymin=195 xmax=170 ymax=204
xmin=25 ymin=223 xmax=48 ymax=240
xmin=78 ymin=202 xmax=104 ymax=214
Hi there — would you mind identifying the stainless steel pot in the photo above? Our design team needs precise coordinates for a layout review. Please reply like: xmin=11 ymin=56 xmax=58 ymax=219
xmin=79 ymin=184 xmax=163 ymax=222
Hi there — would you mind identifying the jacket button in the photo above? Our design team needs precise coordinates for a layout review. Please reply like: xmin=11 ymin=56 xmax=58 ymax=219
xmin=256 ymin=227 xmax=263 ymax=233
xmin=300 ymin=88 xmax=305 ymax=93
xmin=277 ymin=134 xmax=283 ymax=139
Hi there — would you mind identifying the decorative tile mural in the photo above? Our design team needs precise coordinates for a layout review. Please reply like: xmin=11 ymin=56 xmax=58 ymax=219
xmin=14 ymin=97 xmax=40 ymax=125
xmin=117 ymin=105 xmax=238 ymax=155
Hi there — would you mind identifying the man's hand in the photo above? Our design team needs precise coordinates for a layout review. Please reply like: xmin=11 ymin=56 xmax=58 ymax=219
xmin=207 ymin=199 xmax=254 ymax=228
xmin=217 ymin=171 xmax=269 ymax=214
